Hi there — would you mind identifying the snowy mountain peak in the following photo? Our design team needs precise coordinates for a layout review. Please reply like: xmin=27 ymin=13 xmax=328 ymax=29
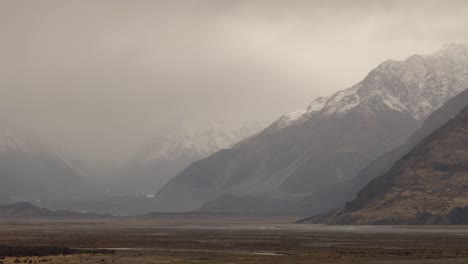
xmin=273 ymin=96 xmax=329 ymax=129
xmin=307 ymin=96 xmax=329 ymax=112
xmin=276 ymin=108 xmax=307 ymax=128
xmin=274 ymin=43 xmax=468 ymax=130
xmin=136 ymin=123 xmax=262 ymax=162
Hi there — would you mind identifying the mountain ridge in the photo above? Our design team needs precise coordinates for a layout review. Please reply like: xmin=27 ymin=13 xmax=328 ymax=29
xmin=299 ymin=87 xmax=468 ymax=214
xmin=113 ymin=123 xmax=262 ymax=195
xmin=155 ymin=43 xmax=468 ymax=213
xmin=325 ymin=102 xmax=468 ymax=224
xmin=0 ymin=202 xmax=105 ymax=218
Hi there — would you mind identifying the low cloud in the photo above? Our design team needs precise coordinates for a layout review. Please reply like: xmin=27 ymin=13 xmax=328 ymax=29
xmin=1 ymin=0 xmax=468 ymax=161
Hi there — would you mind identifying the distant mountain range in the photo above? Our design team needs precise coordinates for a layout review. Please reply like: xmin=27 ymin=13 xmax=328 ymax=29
xmin=0 ymin=128 xmax=95 ymax=206
xmin=0 ymin=122 xmax=262 ymax=216
xmin=154 ymin=43 xmax=468 ymax=213
xmin=112 ymin=123 xmax=262 ymax=195
xmin=0 ymin=202 xmax=103 ymax=218
xmin=2 ymin=44 xmax=468 ymax=220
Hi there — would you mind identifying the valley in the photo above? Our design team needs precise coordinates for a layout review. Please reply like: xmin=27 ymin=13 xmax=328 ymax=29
xmin=2 ymin=218 xmax=468 ymax=263
xmin=2 ymin=2 xmax=468 ymax=263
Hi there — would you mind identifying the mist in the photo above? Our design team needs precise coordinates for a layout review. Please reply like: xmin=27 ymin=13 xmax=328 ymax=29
xmin=3 ymin=2 xmax=468 ymax=261
xmin=1 ymin=0 xmax=468 ymax=162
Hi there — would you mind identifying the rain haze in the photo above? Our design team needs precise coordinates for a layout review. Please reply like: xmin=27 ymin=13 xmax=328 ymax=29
xmin=4 ymin=2 xmax=468 ymax=262
xmin=1 ymin=0 xmax=468 ymax=162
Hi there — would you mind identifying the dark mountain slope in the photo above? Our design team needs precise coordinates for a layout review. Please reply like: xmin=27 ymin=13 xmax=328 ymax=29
xmin=300 ymin=88 xmax=468 ymax=214
xmin=0 ymin=202 xmax=103 ymax=218
xmin=327 ymin=104 xmax=468 ymax=224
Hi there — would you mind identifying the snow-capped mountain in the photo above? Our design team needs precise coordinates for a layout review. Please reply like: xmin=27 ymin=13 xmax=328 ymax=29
xmin=155 ymin=43 xmax=468 ymax=213
xmin=281 ymin=43 xmax=468 ymax=127
xmin=113 ymin=122 xmax=263 ymax=195
xmin=138 ymin=128 xmax=257 ymax=163
xmin=300 ymin=87 xmax=468 ymax=216
xmin=272 ymin=96 xmax=328 ymax=130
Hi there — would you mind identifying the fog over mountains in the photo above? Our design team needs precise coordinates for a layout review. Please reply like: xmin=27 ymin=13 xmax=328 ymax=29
xmin=155 ymin=43 xmax=468 ymax=213
xmin=0 ymin=122 xmax=263 ymax=214
xmin=4 ymin=0 xmax=468 ymax=164
xmin=1 ymin=43 xmax=468 ymax=217
xmin=111 ymin=123 xmax=262 ymax=195
xmin=2 ymin=1 xmax=468 ymax=232
xmin=0 ymin=128 xmax=94 ymax=205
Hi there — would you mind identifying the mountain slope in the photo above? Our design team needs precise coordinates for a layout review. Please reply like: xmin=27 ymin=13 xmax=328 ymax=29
xmin=326 ymin=103 xmax=468 ymax=225
xmin=300 ymin=88 xmax=468 ymax=214
xmin=0 ymin=129 xmax=94 ymax=205
xmin=0 ymin=202 xmax=103 ymax=218
xmin=155 ymin=43 xmax=468 ymax=213
xmin=114 ymin=124 xmax=262 ymax=195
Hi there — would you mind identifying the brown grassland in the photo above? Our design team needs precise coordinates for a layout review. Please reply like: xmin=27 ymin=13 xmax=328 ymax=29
xmin=1 ymin=216 xmax=468 ymax=263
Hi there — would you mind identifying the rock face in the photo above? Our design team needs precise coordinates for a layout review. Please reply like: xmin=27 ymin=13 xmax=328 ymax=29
xmin=0 ymin=129 xmax=94 ymax=205
xmin=328 ymin=103 xmax=468 ymax=225
xmin=155 ymin=43 xmax=468 ymax=213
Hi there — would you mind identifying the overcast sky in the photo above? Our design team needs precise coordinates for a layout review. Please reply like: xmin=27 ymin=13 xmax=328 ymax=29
xmin=1 ymin=0 xmax=468 ymax=161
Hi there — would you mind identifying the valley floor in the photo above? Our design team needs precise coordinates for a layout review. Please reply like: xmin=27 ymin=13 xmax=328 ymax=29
xmin=1 ymin=217 xmax=468 ymax=263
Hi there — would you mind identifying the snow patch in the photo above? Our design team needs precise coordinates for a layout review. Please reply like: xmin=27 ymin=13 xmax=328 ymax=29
xmin=271 ymin=43 xmax=468 ymax=131
xmin=138 ymin=124 xmax=262 ymax=162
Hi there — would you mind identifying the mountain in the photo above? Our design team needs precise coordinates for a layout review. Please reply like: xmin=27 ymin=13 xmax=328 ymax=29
xmin=113 ymin=123 xmax=262 ymax=195
xmin=323 ymin=102 xmax=468 ymax=225
xmin=299 ymin=87 xmax=468 ymax=214
xmin=0 ymin=202 xmax=61 ymax=217
xmin=154 ymin=43 xmax=468 ymax=213
xmin=0 ymin=202 xmax=103 ymax=218
xmin=0 ymin=128 xmax=94 ymax=205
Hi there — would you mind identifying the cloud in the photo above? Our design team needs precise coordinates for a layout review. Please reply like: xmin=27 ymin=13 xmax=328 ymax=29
xmin=1 ymin=0 xmax=468 ymax=161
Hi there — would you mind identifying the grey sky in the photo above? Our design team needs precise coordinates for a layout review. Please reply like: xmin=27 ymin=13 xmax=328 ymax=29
xmin=1 ymin=0 xmax=468 ymax=161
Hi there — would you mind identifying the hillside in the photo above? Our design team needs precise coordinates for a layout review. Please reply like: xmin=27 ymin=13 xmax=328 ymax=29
xmin=327 ymin=104 xmax=468 ymax=224
xmin=0 ymin=202 xmax=103 ymax=218
xmin=0 ymin=129 xmax=95 ymax=205
xmin=299 ymin=87 xmax=468 ymax=214
xmin=113 ymin=123 xmax=262 ymax=195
